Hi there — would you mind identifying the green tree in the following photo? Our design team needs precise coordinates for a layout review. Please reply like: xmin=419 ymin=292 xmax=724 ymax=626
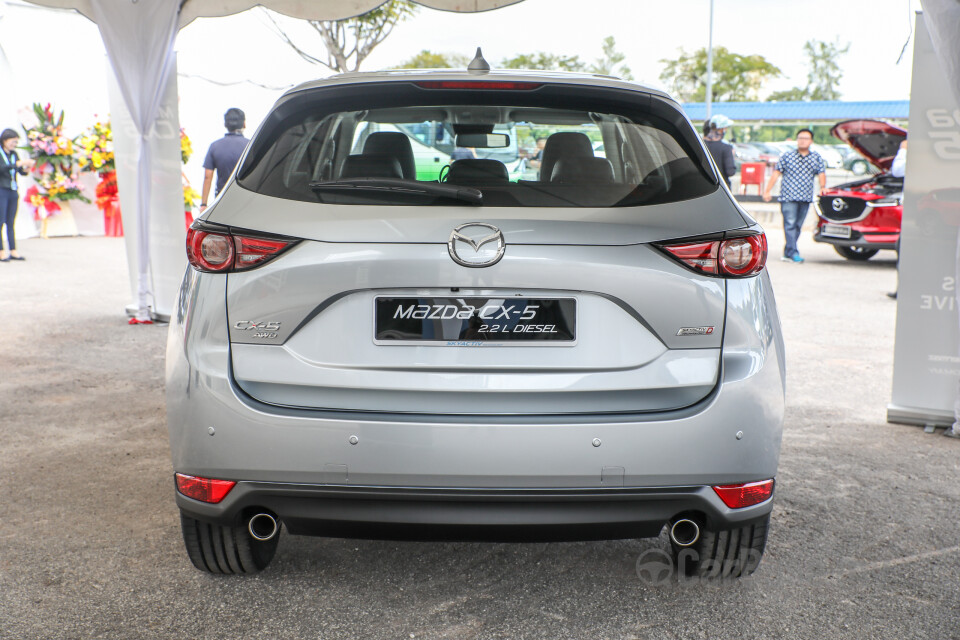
xmin=766 ymin=87 xmax=809 ymax=102
xmin=395 ymin=50 xmax=471 ymax=69
xmin=803 ymin=39 xmax=850 ymax=100
xmin=500 ymin=52 xmax=586 ymax=72
xmin=500 ymin=36 xmax=633 ymax=79
xmin=265 ymin=1 xmax=418 ymax=73
xmin=765 ymin=39 xmax=850 ymax=102
xmin=659 ymin=46 xmax=781 ymax=102
xmin=589 ymin=36 xmax=633 ymax=80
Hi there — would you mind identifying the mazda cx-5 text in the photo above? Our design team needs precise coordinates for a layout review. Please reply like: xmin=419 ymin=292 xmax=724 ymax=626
xmin=166 ymin=66 xmax=785 ymax=578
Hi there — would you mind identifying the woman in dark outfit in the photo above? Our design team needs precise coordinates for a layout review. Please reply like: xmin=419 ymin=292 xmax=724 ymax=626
xmin=0 ymin=128 xmax=34 ymax=261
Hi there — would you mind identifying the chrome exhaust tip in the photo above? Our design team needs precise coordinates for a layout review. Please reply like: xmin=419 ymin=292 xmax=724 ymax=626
xmin=669 ymin=518 xmax=701 ymax=547
xmin=248 ymin=513 xmax=279 ymax=541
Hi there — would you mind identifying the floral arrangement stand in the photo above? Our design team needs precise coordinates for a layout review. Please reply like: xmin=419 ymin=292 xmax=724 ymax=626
xmin=181 ymin=128 xmax=198 ymax=232
xmin=78 ymin=120 xmax=122 ymax=237
xmin=22 ymin=103 xmax=89 ymax=237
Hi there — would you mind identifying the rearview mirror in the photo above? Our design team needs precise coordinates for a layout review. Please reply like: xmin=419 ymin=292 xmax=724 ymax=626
xmin=456 ymin=133 xmax=510 ymax=148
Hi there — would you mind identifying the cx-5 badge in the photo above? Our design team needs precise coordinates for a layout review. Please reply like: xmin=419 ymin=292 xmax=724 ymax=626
xmin=448 ymin=223 xmax=505 ymax=267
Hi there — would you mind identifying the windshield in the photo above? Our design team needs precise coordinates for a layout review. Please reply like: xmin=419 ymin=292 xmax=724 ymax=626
xmin=237 ymin=82 xmax=718 ymax=207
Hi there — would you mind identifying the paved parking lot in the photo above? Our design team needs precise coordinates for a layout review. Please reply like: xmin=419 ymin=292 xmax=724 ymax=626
xmin=1 ymin=223 xmax=958 ymax=640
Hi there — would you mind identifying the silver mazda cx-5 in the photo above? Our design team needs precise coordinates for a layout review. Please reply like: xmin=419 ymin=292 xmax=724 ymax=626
xmin=166 ymin=64 xmax=785 ymax=578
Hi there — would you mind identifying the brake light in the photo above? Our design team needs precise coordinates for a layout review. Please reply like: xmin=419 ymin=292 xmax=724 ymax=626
xmin=175 ymin=473 xmax=236 ymax=504
xmin=712 ymin=479 xmax=775 ymax=509
xmin=186 ymin=228 xmax=294 ymax=273
xmin=415 ymin=81 xmax=542 ymax=90
xmin=660 ymin=233 xmax=767 ymax=277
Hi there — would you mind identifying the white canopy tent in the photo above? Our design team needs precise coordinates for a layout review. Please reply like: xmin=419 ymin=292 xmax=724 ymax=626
xmin=21 ymin=0 xmax=523 ymax=321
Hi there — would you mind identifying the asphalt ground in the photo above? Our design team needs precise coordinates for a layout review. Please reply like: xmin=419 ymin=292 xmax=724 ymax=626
xmin=1 ymin=217 xmax=959 ymax=640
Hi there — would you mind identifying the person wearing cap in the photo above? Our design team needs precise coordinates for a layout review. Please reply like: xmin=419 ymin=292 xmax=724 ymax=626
xmin=703 ymin=114 xmax=736 ymax=188
xmin=199 ymin=108 xmax=249 ymax=213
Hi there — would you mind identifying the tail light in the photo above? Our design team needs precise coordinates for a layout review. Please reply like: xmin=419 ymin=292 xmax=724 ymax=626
xmin=659 ymin=233 xmax=767 ymax=277
xmin=712 ymin=479 xmax=775 ymax=509
xmin=175 ymin=473 xmax=236 ymax=504
xmin=415 ymin=81 xmax=542 ymax=90
xmin=186 ymin=227 xmax=295 ymax=273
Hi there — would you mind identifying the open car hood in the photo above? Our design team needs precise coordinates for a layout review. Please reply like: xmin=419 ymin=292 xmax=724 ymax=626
xmin=831 ymin=119 xmax=907 ymax=171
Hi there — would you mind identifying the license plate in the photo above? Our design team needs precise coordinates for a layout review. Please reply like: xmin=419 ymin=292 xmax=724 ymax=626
xmin=822 ymin=224 xmax=852 ymax=239
xmin=375 ymin=297 xmax=576 ymax=345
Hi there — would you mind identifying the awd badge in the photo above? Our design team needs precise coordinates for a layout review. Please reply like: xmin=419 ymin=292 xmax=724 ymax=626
xmin=677 ymin=326 xmax=715 ymax=336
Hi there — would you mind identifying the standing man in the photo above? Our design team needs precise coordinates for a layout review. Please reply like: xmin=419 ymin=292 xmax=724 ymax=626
xmin=762 ymin=128 xmax=826 ymax=263
xmin=703 ymin=114 xmax=736 ymax=188
xmin=199 ymin=108 xmax=248 ymax=213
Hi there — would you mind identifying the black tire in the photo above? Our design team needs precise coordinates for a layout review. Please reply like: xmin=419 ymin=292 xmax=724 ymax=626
xmin=834 ymin=245 xmax=879 ymax=261
xmin=180 ymin=512 xmax=279 ymax=574
xmin=671 ymin=514 xmax=770 ymax=579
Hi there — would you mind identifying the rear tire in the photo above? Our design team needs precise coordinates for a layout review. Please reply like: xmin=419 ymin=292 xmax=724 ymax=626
xmin=850 ymin=159 xmax=868 ymax=175
xmin=671 ymin=514 xmax=769 ymax=579
xmin=180 ymin=512 xmax=279 ymax=574
xmin=835 ymin=245 xmax=879 ymax=261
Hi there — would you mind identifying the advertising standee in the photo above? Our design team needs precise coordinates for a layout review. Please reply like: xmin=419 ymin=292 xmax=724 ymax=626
xmin=888 ymin=13 xmax=960 ymax=434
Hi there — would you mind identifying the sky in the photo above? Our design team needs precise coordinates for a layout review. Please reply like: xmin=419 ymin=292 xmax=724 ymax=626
xmin=0 ymin=0 xmax=919 ymax=181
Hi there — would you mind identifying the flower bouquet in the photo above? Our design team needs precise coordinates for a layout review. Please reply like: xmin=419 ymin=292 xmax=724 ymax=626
xmin=22 ymin=103 xmax=89 ymax=235
xmin=77 ymin=120 xmax=115 ymax=174
xmin=181 ymin=128 xmax=197 ymax=231
xmin=78 ymin=120 xmax=122 ymax=236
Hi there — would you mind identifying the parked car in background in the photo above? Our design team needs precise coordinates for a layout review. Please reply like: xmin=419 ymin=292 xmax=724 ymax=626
xmin=814 ymin=119 xmax=906 ymax=260
xmin=835 ymin=144 xmax=872 ymax=175
xmin=745 ymin=142 xmax=782 ymax=166
xmin=167 ymin=67 xmax=785 ymax=578
xmin=811 ymin=143 xmax=844 ymax=169
xmin=732 ymin=142 xmax=762 ymax=168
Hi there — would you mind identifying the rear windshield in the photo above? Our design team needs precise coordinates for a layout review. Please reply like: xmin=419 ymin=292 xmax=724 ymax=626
xmin=237 ymin=81 xmax=718 ymax=207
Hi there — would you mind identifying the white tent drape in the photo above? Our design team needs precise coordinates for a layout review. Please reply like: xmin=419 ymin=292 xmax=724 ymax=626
xmin=89 ymin=0 xmax=179 ymax=321
xmin=920 ymin=0 xmax=960 ymax=109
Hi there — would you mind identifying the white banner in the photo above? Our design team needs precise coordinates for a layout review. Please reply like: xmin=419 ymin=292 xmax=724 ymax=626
xmin=888 ymin=13 xmax=960 ymax=428
xmin=107 ymin=56 xmax=186 ymax=321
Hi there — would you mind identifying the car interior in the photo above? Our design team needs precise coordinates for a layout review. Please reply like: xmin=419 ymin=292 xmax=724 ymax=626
xmin=240 ymin=103 xmax=716 ymax=207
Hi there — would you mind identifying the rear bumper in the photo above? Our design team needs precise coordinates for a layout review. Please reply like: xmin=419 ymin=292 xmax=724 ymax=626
xmin=176 ymin=481 xmax=774 ymax=541
xmin=166 ymin=269 xmax=785 ymax=540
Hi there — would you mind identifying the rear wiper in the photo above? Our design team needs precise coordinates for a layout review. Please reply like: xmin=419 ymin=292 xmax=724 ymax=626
xmin=309 ymin=178 xmax=483 ymax=205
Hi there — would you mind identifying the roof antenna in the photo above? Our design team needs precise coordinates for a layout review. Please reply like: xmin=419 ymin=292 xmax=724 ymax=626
xmin=467 ymin=47 xmax=491 ymax=74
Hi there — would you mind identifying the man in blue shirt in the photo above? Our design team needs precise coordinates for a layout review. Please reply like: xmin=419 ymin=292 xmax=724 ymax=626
xmin=199 ymin=108 xmax=249 ymax=212
xmin=762 ymin=128 xmax=826 ymax=263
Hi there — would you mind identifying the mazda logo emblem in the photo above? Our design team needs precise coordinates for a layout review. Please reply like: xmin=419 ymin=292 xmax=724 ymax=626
xmin=831 ymin=198 xmax=849 ymax=212
xmin=448 ymin=223 xmax=505 ymax=268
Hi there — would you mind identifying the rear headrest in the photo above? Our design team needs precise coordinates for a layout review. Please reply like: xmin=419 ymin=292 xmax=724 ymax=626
xmin=363 ymin=132 xmax=417 ymax=180
xmin=540 ymin=132 xmax=594 ymax=181
xmin=340 ymin=154 xmax=403 ymax=179
xmin=551 ymin=157 xmax=615 ymax=184
xmin=446 ymin=159 xmax=509 ymax=184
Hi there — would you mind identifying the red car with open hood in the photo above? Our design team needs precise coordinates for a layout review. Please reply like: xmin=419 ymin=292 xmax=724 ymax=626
xmin=814 ymin=120 xmax=906 ymax=260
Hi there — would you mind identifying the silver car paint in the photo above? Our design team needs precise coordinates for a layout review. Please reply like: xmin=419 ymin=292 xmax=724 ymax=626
xmin=226 ymin=238 xmax=728 ymax=413
xmin=166 ymin=265 xmax=784 ymax=489
xmin=207 ymin=185 xmax=748 ymax=246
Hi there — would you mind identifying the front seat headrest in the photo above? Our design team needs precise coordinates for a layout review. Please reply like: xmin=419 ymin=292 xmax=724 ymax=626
xmin=539 ymin=132 xmax=595 ymax=181
xmin=551 ymin=157 xmax=615 ymax=184
xmin=363 ymin=132 xmax=417 ymax=180
xmin=446 ymin=159 xmax=509 ymax=184
xmin=340 ymin=154 xmax=403 ymax=179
